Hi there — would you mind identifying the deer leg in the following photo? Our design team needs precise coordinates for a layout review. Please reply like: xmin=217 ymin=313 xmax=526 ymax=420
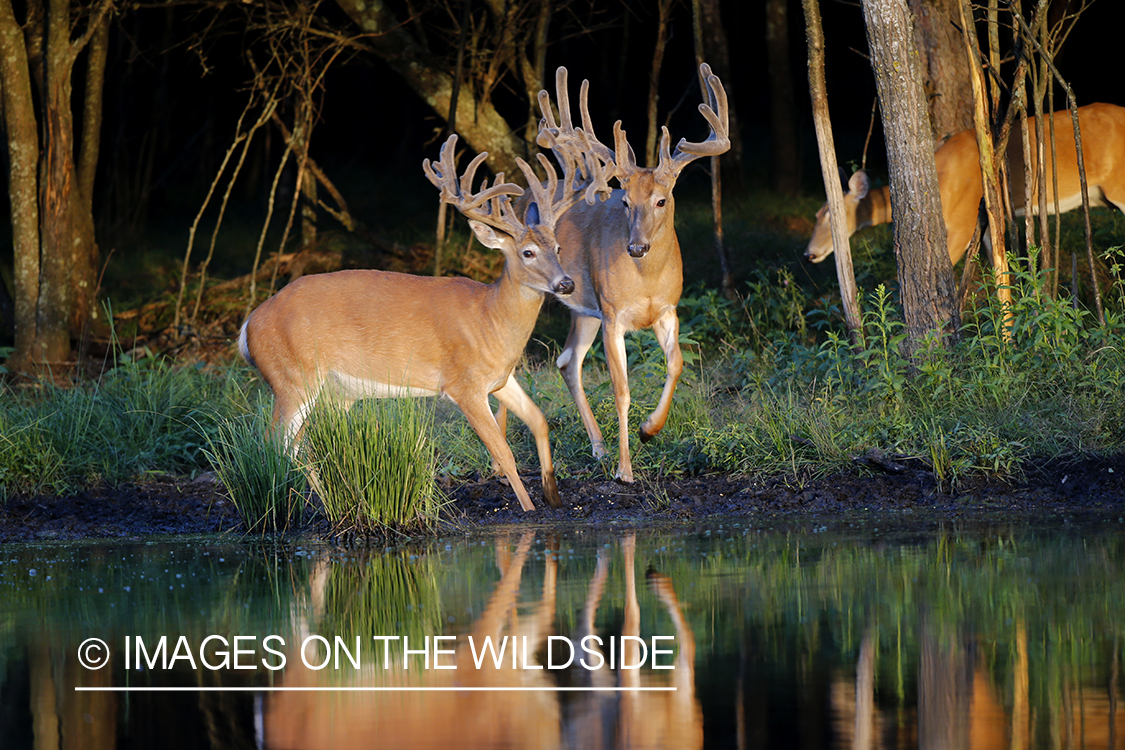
xmin=490 ymin=400 xmax=509 ymax=477
xmin=647 ymin=566 xmax=696 ymax=695
xmin=492 ymin=374 xmax=562 ymax=508
xmin=271 ymin=389 xmax=324 ymax=497
xmin=620 ymin=534 xmax=641 ymax=689
xmin=557 ymin=314 xmax=608 ymax=459
xmin=640 ymin=306 xmax=683 ymax=443
xmin=602 ymin=319 xmax=634 ymax=482
xmin=455 ymin=394 xmax=537 ymax=512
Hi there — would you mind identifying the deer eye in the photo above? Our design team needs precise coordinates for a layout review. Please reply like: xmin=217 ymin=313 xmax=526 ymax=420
xmin=656 ymin=198 xmax=666 ymax=208
xmin=555 ymin=245 xmax=562 ymax=254
xmin=522 ymin=249 xmax=535 ymax=259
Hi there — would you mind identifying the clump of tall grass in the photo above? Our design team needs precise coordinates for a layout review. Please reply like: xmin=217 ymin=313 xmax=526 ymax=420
xmin=0 ymin=410 xmax=68 ymax=501
xmin=0 ymin=354 xmax=245 ymax=498
xmin=301 ymin=397 xmax=441 ymax=537
xmin=203 ymin=400 xmax=306 ymax=533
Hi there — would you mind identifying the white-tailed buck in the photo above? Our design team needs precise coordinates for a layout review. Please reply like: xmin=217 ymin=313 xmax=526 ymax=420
xmin=805 ymin=103 xmax=1125 ymax=265
xmin=239 ymin=134 xmax=605 ymax=511
xmin=530 ymin=63 xmax=730 ymax=483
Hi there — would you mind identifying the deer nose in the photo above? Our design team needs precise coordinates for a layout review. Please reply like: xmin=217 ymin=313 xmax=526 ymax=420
xmin=554 ymin=276 xmax=575 ymax=296
xmin=628 ymin=243 xmax=649 ymax=258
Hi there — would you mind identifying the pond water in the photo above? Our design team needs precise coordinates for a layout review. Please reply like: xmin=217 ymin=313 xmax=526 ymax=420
xmin=2 ymin=516 xmax=1124 ymax=749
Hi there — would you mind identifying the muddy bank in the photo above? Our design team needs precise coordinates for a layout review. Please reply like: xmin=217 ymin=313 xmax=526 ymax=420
xmin=3 ymin=458 xmax=1124 ymax=542
xmin=2 ymin=453 xmax=1123 ymax=543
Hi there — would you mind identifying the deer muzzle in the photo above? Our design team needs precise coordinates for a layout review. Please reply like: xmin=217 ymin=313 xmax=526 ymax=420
xmin=553 ymin=276 xmax=576 ymax=296
xmin=627 ymin=243 xmax=650 ymax=259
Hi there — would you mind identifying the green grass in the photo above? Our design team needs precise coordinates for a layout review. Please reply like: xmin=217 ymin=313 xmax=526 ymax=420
xmin=300 ymin=396 xmax=442 ymax=537
xmin=203 ymin=397 xmax=306 ymax=534
xmin=4 ymin=197 xmax=1125 ymax=521
xmin=0 ymin=354 xmax=246 ymax=501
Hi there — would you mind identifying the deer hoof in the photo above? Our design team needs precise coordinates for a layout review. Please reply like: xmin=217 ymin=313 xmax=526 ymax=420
xmin=542 ymin=471 xmax=563 ymax=509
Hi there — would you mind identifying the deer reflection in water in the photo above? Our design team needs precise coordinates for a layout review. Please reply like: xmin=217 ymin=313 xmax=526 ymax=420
xmin=822 ymin=620 xmax=1124 ymax=750
xmin=262 ymin=532 xmax=702 ymax=750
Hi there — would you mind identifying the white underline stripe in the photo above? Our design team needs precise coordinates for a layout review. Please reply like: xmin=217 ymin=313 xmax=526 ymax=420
xmin=75 ymin=686 xmax=676 ymax=693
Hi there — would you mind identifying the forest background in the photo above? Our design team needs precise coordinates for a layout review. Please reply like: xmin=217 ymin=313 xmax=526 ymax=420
xmin=1 ymin=0 xmax=1120 ymax=372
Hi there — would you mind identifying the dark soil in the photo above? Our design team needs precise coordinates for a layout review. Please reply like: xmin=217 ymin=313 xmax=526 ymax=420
xmin=2 ymin=454 xmax=1124 ymax=543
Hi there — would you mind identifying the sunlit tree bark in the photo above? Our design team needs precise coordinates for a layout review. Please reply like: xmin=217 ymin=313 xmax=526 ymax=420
xmin=0 ymin=0 xmax=110 ymax=371
xmin=862 ymin=0 xmax=960 ymax=355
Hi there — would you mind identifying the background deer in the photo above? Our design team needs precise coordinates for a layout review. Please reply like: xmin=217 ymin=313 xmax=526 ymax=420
xmin=528 ymin=63 xmax=730 ymax=484
xmin=804 ymin=103 xmax=1125 ymax=265
xmin=239 ymin=134 xmax=604 ymax=511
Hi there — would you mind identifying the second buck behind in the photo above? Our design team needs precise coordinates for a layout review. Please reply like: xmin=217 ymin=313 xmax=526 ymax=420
xmin=535 ymin=63 xmax=730 ymax=483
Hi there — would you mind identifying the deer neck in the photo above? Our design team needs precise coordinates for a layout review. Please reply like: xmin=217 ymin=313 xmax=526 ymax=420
xmin=641 ymin=225 xmax=682 ymax=276
xmin=484 ymin=264 xmax=546 ymax=355
xmin=856 ymin=185 xmax=892 ymax=230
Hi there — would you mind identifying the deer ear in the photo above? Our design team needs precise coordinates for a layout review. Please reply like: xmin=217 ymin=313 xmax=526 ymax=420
xmin=468 ymin=220 xmax=506 ymax=250
xmin=524 ymin=201 xmax=541 ymax=227
xmin=848 ymin=170 xmax=870 ymax=200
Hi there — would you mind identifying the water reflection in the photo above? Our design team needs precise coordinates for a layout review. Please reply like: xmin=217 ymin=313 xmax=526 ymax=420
xmin=822 ymin=622 xmax=1123 ymax=750
xmin=263 ymin=532 xmax=702 ymax=750
xmin=2 ymin=523 xmax=1124 ymax=749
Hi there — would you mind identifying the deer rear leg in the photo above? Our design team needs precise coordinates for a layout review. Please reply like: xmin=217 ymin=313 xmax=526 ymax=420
xmin=455 ymin=393 xmax=537 ymax=512
xmin=271 ymin=388 xmax=323 ymax=497
xmin=640 ymin=306 xmax=683 ymax=443
xmin=601 ymin=319 xmax=634 ymax=482
xmin=492 ymin=374 xmax=562 ymax=508
xmin=489 ymin=400 xmax=509 ymax=477
xmin=557 ymin=314 xmax=608 ymax=460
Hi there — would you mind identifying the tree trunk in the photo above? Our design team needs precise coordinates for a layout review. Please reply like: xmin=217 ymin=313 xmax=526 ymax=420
xmin=519 ymin=0 xmax=552 ymax=146
xmin=802 ymin=0 xmax=862 ymax=341
xmin=0 ymin=0 xmax=42 ymax=367
xmin=862 ymin=0 xmax=959 ymax=355
xmin=766 ymin=0 xmax=799 ymax=195
xmin=334 ymin=0 xmax=525 ymax=178
xmin=75 ymin=12 xmax=109 ymax=342
xmin=1 ymin=0 xmax=108 ymax=371
xmin=957 ymin=0 xmax=1011 ymax=322
xmin=907 ymin=0 xmax=975 ymax=140
xmin=644 ymin=0 xmax=674 ymax=168
xmin=39 ymin=0 xmax=84 ymax=363
xmin=691 ymin=0 xmax=734 ymax=297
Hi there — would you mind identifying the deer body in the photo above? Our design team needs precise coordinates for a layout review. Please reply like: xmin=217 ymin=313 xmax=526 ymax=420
xmin=240 ymin=135 xmax=601 ymax=512
xmin=805 ymin=103 xmax=1125 ymax=265
xmin=552 ymin=184 xmax=686 ymax=483
xmin=240 ymin=267 xmax=546 ymax=413
xmin=534 ymin=64 xmax=728 ymax=483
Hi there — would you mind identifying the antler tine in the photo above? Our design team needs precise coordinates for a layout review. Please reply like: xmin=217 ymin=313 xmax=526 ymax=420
xmin=555 ymin=67 xmax=574 ymax=135
xmin=612 ymin=121 xmax=637 ymax=175
xmin=516 ymin=155 xmax=556 ymax=225
xmin=664 ymin=63 xmax=731 ymax=174
xmin=537 ymin=67 xmax=618 ymax=175
xmin=423 ymin=134 xmax=525 ymax=234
